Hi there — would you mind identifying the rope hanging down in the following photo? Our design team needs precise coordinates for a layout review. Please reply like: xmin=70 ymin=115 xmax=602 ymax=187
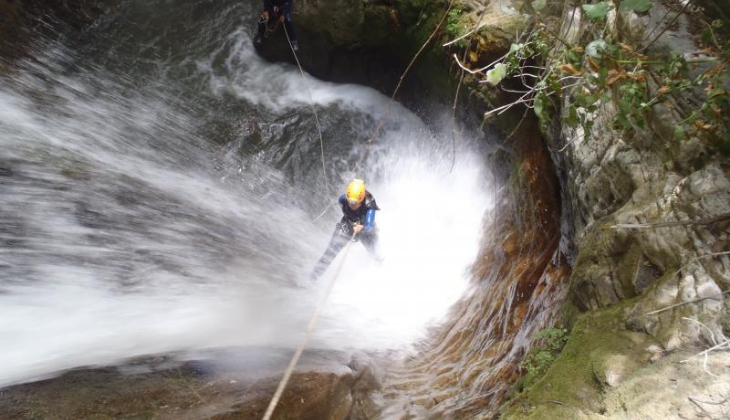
xmin=311 ymin=0 xmax=457 ymax=223
xmin=282 ymin=22 xmax=329 ymax=193
xmin=260 ymin=233 xmax=356 ymax=420
xmin=259 ymin=3 xmax=457 ymax=418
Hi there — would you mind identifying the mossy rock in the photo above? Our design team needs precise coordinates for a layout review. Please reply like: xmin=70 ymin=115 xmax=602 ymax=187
xmin=502 ymin=304 xmax=661 ymax=419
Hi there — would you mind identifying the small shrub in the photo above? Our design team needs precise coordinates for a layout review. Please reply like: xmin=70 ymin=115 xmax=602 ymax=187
xmin=520 ymin=326 xmax=569 ymax=386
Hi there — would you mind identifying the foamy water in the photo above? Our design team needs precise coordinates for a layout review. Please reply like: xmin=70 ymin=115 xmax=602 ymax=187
xmin=0 ymin=0 xmax=494 ymax=387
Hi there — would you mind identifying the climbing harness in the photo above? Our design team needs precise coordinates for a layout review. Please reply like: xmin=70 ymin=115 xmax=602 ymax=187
xmin=259 ymin=13 xmax=280 ymax=39
xmin=260 ymin=232 xmax=357 ymax=420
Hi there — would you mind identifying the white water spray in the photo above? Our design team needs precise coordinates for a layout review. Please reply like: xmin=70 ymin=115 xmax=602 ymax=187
xmin=0 ymin=9 xmax=494 ymax=388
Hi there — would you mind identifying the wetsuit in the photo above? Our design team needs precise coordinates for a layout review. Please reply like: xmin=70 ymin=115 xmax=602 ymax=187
xmin=257 ymin=0 xmax=297 ymax=43
xmin=310 ymin=192 xmax=380 ymax=280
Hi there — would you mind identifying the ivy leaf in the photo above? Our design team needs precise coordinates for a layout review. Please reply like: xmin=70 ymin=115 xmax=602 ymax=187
xmin=619 ymin=0 xmax=652 ymax=13
xmin=582 ymin=2 xmax=611 ymax=20
xmin=486 ymin=63 xmax=508 ymax=85
xmin=533 ymin=0 xmax=547 ymax=12
xmin=580 ymin=95 xmax=599 ymax=107
xmin=586 ymin=39 xmax=609 ymax=58
xmin=509 ymin=43 xmax=524 ymax=54
xmin=534 ymin=92 xmax=551 ymax=123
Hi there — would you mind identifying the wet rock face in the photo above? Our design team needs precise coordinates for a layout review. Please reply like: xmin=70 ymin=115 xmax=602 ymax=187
xmin=0 ymin=0 xmax=115 ymax=60
xmin=0 ymin=352 xmax=382 ymax=420
xmin=503 ymin=0 xmax=730 ymax=418
xmin=551 ymin=0 xmax=730 ymax=347
xmin=252 ymin=0 xmax=405 ymax=95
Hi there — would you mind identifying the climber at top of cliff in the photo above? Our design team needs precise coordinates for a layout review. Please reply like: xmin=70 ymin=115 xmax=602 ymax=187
xmin=254 ymin=0 xmax=298 ymax=51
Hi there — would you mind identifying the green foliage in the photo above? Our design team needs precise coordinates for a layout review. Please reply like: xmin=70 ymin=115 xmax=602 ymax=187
xmin=585 ymin=39 xmax=608 ymax=58
xmin=619 ymin=0 xmax=653 ymax=13
xmin=475 ymin=0 xmax=729 ymax=154
xmin=460 ymin=0 xmax=729 ymax=155
xmin=486 ymin=63 xmax=508 ymax=85
xmin=532 ymin=0 xmax=547 ymax=12
xmin=582 ymin=2 xmax=611 ymax=20
xmin=520 ymin=327 xmax=569 ymax=385
xmin=445 ymin=8 xmax=468 ymax=48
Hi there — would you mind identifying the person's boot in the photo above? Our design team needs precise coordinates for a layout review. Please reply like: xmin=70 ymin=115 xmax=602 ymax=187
xmin=291 ymin=40 xmax=299 ymax=52
xmin=254 ymin=33 xmax=263 ymax=45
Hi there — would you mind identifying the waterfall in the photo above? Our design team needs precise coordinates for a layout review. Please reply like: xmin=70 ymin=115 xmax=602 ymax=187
xmin=0 ymin=0 xmax=494 ymax=388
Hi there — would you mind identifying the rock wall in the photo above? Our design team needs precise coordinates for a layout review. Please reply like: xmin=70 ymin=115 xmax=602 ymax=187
xmin=3 ymin=0 xmax=726 ymax=419
xmin=0 ymin=0 xmax=115 ymax=60
xmin=502 ymin=0 xmax=730 ymax=418
xmin=253 ymin=0 xmax=455 ymax=107
xmin=0 ymin=351 xmax=379 ymax=420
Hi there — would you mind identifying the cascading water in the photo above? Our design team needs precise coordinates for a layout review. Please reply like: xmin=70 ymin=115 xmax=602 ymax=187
xmin=0 ymin=0 xmax=496 ymax=392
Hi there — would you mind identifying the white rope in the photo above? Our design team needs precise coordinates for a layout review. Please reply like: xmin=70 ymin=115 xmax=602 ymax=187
xmin=282 ymin=22 xmax=329 ymax=194
xmin=261 ymin=233 xmax=356 ymax=420
xmin=260 ymin=2 xmax=455 ymax=414
xmin=308 ymin=0 xmax=457 ymax=222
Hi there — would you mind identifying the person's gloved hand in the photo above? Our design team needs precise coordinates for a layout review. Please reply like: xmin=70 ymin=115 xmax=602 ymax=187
xmin=279 ymin=14 xmax=285 ymax=23
xmin=262 ymin=10 xmax=269 ymax=19
xmin=352 ymin=224 xmax=365 ymax=236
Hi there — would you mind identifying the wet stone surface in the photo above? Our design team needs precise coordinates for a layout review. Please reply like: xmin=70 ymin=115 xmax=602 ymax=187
xmin=0 ymin=0 xmax=117 ymax=60
xmin=0 ymin=349 xmax=382 ymax=420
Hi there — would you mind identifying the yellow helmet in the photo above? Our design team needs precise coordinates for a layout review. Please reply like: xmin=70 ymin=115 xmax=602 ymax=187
xmin=345 ymin=179 xmax=366 ymax=205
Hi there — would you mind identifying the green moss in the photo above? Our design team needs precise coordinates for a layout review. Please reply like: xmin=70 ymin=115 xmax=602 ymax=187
xmin=444 ymin=7 xmax=470 ymax=46
xmin=560 ymin=300 xmax=581 ymax=330
xmin=502 ymin=303 xmax=660 ymax=419
xmin=567 ymin=221 xmax=617 ymax=310
xmin=520 ymin=327 xmax=570 ymax=389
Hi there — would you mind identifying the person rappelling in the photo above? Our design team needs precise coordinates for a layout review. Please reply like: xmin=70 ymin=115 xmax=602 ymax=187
xmin=254 ymin=0 xmax=298 ymax=51
xmin=310 ymin=179 xmax=382 ymax=281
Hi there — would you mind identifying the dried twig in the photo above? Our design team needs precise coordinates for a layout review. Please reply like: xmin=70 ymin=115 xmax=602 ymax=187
xmin=645 ymin=289 xmax=730 ymax=316
xmin=641 ymin=0 xmax=695 ymax=52
xmin=683 ymin=317 xmax=719 ymax=346
xmin=681 ymin=339 xmax=730 ymax=363
xmin=453 ymin=52 xmax=509 ymax=75
xmin=613 ymin=213 xmax=730 ymax=229
xmin=548 ymin=399 xmax=565 ymax=405
xmin=645 ymin=250 xmax=730 ymax=316
xmin=448 ymin=8 xmax=488 ymax=174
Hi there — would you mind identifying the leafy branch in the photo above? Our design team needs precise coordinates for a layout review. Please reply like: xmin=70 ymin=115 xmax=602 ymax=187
xmin=443 ymin=0 xmax=730 ymax=153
